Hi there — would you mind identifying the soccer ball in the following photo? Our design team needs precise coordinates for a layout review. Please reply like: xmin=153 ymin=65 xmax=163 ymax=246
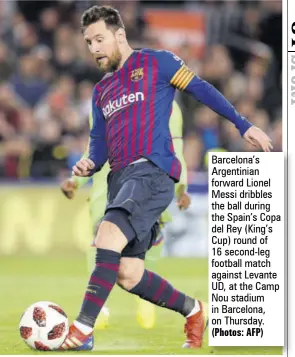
xmin=19 ymin=301 xmax=69 ymax=351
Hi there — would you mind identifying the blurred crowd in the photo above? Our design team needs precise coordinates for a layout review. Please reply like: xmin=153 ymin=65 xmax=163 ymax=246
xmin=0 ymin=0 xmax=282 ymax=181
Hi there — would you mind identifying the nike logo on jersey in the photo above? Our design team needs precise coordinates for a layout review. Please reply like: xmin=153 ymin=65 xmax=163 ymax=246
xmin=102 ymin=92 xmax=145 ymax=119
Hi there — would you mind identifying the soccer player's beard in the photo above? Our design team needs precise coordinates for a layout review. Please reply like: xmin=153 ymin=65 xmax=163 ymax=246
xmin=96 ymin=49 xmax=122 ymax=73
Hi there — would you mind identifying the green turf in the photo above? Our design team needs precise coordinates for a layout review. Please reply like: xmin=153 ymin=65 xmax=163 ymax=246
xmin=0 ymin=254 xmax=282 ymax=355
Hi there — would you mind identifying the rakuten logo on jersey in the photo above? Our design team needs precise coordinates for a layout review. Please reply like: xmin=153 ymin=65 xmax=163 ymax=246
xmin=102 ymin=92 xmax=144 ymax=119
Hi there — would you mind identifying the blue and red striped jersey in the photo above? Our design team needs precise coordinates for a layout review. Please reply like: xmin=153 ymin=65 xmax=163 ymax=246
xmin=89 ymin=49 xmax=252 ymax=181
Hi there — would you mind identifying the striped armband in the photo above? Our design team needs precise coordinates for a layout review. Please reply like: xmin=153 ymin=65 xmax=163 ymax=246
xmin=170 ymin=65 xmax=195 ymax=91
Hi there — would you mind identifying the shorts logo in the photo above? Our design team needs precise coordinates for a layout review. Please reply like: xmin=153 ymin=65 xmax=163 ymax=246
xmin=131 ymin=68 xmax=144 ymax=81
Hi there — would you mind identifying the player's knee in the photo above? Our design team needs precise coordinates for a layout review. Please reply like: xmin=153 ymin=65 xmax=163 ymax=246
xmin=117 ymin=257 xmax=144 ymax=291
xmin=95 ymin=220 xmax=128 ymax=252
xmin=95 ymin=209 xmax=135 ymax=252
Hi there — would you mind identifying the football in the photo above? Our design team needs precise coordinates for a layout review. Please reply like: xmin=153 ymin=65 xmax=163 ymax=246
xmin=19 ymin=301 xmax=69 ymax=351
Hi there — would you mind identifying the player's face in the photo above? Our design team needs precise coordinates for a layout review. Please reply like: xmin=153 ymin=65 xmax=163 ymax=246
xmin=84 ymin=20 xmax=122 ymax=72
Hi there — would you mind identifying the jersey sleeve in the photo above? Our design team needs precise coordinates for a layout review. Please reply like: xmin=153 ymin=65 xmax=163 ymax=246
xmin=72 ymin=112 xmax=93 ymax=188
xmin=184 ymin=76 xmax=252 ymax=136
xmin=154 ymin=50 xmax=194 ymax=91
xmin=87 ymin=87 xmax=108 ymax=176
xmin=156 ymin=50 xmax=252 ymax=136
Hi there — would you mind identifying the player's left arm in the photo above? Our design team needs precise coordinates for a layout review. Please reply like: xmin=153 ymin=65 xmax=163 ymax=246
xmin=157 ymin=50 xmax=272 ymax=152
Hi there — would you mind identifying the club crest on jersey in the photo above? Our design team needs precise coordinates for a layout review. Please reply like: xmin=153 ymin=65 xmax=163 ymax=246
xmin=131 ymin=68 xmax=143 ymax=81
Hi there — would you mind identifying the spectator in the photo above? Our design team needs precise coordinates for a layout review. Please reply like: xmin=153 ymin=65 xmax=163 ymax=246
xmin=77 ymin=80 xmax=93 ymax=120
xmin=183 ymin=133 xmax=203 ymax=172
xmin=194 ymin=107 xmax=220 ymax=151
xmin=53 ymin=45 xmax=77 ymax=76
xmin=9 ymin=54 xmax=49 ymax=107
xmin=38 ymin=7 xmax=60 ymax=49
xmin=2 ymin=136 xmax=31 ymax=178
xmin=0 ymin=42 xmax=15 ymax=82
xmin=0 ymin=85 xmax=22 ymax=134
xmin=15 ymin=24 xmax=39 ymax=56
xmin=271 ymin=119 xmax=282 ymax=152
xmin=249 ymin=109 xmax=270 ymax=135
xmin=30 ymin=120 xmax=67 ymax=178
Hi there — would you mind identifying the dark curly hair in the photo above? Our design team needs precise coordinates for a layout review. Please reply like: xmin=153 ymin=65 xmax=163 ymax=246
xmin=81 ymin=5 xmax=125 ymax=33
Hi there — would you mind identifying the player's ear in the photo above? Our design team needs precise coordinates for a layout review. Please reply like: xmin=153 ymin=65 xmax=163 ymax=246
xmin=115 ymin=28 xmax=126 ymax=44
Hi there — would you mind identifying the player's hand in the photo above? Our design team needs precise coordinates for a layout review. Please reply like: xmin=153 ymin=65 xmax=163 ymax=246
xmin=177 ymin=192 xmax=191 ymax=210
xmin=60 ymin=178 xmax=78 ymax=199
xmin=72 ymin=158 xmax=95 ymax=177
xmin=176 ymin=184 xmax=191 ymax=210
xmin=243 ymin=126 xmax=273 ymax=152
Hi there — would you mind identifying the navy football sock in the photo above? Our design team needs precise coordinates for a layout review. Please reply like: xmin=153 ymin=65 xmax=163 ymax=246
xmin=129 ymin=270 xmax=195 ymax=317
xmin=77 ymin=248 xmax=120 ymax=328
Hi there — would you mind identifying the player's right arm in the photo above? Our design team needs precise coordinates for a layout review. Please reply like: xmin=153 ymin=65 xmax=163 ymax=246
xmin=154 ymin=50 xmax=272 ymax=152
xmin=61 ymin=113 xmax=94 ymax=199
xmin=72 ymin=87 xmax=108 ymax=177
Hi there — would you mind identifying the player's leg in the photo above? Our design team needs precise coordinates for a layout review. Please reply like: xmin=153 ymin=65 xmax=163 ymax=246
xmin=77 ymin=214 xmax=131 ymax=327
xmin=136 ymin=229 xmax=163 ymax=329
xmin=117 ymin=252 xmax=207 ymax=349
xmin=60 ymin=166 xmax=142 ymax=351
xmin=88 ymin=199 xmax=110 ymax=330
xmin=60 ymin=212 xmax=133 ymax=351
xmin=136 ymin=207 xmax=173 ymax=328
xmin=143 ymin=209 xmax=170 ymax=271
xmin=86 ymin=248 xmax=110 ymax=330
xmin=113 ymin=163 xmax=207 ymax=348
xmin=87 ymin=200 xmax=105 ymax=278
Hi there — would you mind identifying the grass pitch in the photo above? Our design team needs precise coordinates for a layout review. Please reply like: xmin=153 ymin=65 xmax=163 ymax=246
xmin=0 ymin=254 xmax=282 ymax=355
